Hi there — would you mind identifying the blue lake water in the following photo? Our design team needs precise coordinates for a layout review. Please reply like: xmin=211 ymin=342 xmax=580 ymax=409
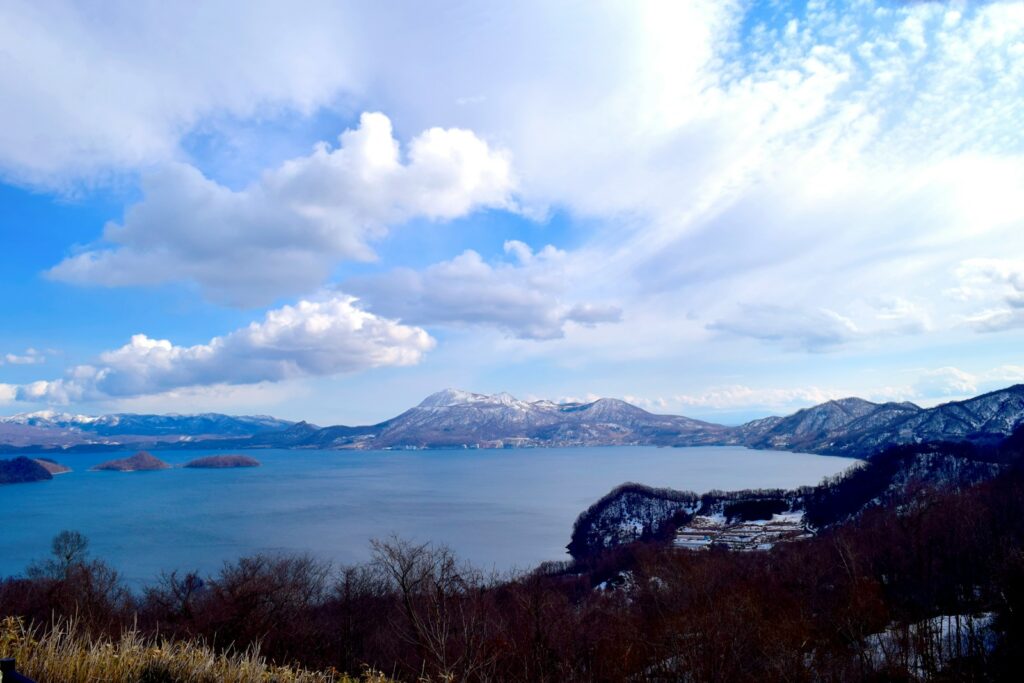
xmin=1 ymin=446 xmax=858 ymax=585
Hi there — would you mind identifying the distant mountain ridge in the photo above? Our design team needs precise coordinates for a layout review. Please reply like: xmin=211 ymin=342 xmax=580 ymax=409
xmin=734 ymin=385 xmax=1024 ymax=455
xmin=279 ymin=389 xmax=728 ymax=450
xmin=0 ymin=411 xmax=296 ymax=448
xmin=4 ymin=385 xmax=1024 ymax=458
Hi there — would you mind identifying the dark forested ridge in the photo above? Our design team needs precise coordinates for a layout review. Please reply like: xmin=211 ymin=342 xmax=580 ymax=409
xmin=569 ymin=427 xmax=1022 ymax=561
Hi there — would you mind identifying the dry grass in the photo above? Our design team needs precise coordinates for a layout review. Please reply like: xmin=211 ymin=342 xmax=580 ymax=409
xmin=0 ymin=617 xmax=392 ymax=683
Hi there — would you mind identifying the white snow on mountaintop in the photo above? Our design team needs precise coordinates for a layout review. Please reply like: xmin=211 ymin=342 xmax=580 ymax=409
xmin=1 ymin=410 xmax=100 ymax=425
xmin=417 ymin=388 xmax=491 ymax=408
xmin=417 ymin=389 xmax=551 ymax=411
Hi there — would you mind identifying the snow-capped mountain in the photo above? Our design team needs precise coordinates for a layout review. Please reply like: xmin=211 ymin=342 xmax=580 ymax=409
xmin=737 ymin=398 xmax=924 ymax=452
xmin=740 ymin=385 xmax=1024 ymax=455
xmin=285 ymin=389 xmax=729 ymax=449
xmin=2 ymin=410 xmax=102 ymax=427
xmin=0 ymin=411 xmax=295 ymax=447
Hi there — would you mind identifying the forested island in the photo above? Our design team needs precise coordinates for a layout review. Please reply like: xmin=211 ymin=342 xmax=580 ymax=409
xmin=183 ymin=454 xmax=261 ymax=468
xmin=0 ymin=456 xmax=52 ymax=484
xmin=92 ymin=451 xmax=170 ymax=472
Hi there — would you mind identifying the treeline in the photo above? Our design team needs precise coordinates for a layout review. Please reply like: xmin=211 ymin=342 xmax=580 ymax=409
xmin=6 ymin=432 xmax=1024 ymax=680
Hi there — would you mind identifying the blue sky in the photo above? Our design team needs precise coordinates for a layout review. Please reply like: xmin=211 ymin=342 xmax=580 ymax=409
xmin=1 ymin=0 xmax=1024 ymax=425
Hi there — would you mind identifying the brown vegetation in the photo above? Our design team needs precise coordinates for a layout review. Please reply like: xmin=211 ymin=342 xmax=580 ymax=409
xmin=0 ymin=617 xmax=389 ymax=683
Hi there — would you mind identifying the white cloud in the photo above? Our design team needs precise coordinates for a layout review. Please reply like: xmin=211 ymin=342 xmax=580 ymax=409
xmin=1 ymin=348 xmax=45 ymax=365
xmin=913 ymin=367 xmax=978 ymax=398
xmin=12 ymin=295 xmax=434 ymax=403
xmin=952 ymin=258 xmax=1024 ymax=332
xmin=626 ymin=364 xmax=1024 ymax=415
xmin=347 ymin=241 xmax=621 ymax=340
xmin=2 ymin=1 xmax=1024 ymax=411
xmin=553 ymin=392 xmax=603 ymax=406
xmin=689 ymin=387 xmax=838 ymax=410
xmin=987 ymin=365 xmax=1024 ymax=383
xmin=0 ymin=0 xmax=362 ymax=187
xmin=708 ymin=305 xmax=860 ymax=352
xmin=656 ymin=386 xmax=848 ymax=412
xmin=47 ymin=113 xmax=515 ymax=306
xmin=97 ymin=381 xmax=309 ymax=417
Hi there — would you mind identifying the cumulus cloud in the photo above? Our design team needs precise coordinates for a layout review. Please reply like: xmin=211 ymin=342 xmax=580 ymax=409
xmin=48 ymin=113 xmax=514 ymax=306
xmin=346 ymin=241 xmax=621 ymax=340
xmin=1 ymin=348 xmax=45 ymax=365
xmin=12 ymin=295 xmax=434 ymax=403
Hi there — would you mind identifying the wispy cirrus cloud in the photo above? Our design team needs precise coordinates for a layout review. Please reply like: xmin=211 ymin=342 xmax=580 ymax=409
xmin=1 ymin=348 xmax=44 ymax=365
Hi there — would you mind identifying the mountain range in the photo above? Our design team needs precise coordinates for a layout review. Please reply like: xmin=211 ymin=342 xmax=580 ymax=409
xmin=0 ymin=411 xmax=295 ymax=448
xmin=3 ymin=385 xmax=1024 ymax=457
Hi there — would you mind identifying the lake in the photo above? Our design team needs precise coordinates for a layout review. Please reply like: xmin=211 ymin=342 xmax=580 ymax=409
xmin=0 ymin=446 xmax=858 ymax=585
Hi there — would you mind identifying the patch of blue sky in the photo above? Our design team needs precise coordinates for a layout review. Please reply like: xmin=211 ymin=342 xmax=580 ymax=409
xmin=0 ymin=182 xmax=255 ymax=371
xmin=180 ymin=101 xmax=362 ymax=190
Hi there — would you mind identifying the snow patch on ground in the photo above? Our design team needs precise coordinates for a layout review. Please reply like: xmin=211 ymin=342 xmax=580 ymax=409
xmin=673 ymin=511 xmax=812 ymax=552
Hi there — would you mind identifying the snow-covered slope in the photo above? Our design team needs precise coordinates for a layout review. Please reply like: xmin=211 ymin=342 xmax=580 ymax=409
xmin=744 ymin=385 xmax=1024 ymax=455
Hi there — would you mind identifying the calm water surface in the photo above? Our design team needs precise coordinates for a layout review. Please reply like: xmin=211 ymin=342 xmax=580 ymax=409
xmin=1 ymin=446 xmax=857 ymax=585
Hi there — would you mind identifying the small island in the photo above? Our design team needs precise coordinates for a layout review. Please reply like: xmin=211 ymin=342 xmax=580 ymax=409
xmin=0 ymin=456 xmax=54 ymax=484
xmin=33 ymin=457 xmax=72 ymax=475
xmin=183 ymin=454 xmax=261 ymax=469
xmin=93 ymin=451 xmax=170 ymax=472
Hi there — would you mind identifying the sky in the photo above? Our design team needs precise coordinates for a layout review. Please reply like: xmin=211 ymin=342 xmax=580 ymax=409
xmin=1 ymin=0 xmax=1024 ymax=426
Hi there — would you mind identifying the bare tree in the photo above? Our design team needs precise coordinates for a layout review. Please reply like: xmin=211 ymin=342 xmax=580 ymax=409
xmin=27 ymin=529 xmax=90 ymax=580
xmin=371 ymin=536 xmax=498 ymax=681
